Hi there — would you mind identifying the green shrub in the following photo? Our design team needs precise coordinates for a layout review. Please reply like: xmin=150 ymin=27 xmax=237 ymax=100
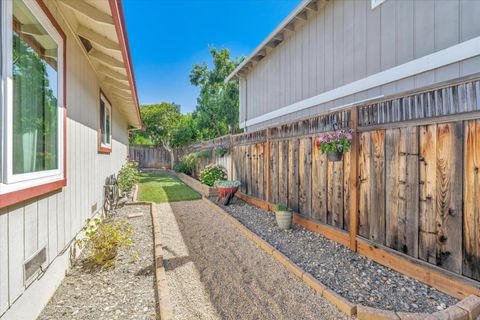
xmin=214 ymin=180 xmax=240 ymax=188
xmin=117 ymin=161 xmax=139 ymax=193
xmin=275 ymin=204 xmax=290 ymax=212
xmin=174 ymin=161 xmax=190 ymax=174
xmin=199 ymin=164 xmax=227 ymax=186
xmin=197 ymin=150 xmax=213 ymax=159
xmin=76 ymin=217 xmax=133 ymax=268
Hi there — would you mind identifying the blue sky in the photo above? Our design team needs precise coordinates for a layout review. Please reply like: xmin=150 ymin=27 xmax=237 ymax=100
xmin=123 ymin=0 xmax=300 ymax=114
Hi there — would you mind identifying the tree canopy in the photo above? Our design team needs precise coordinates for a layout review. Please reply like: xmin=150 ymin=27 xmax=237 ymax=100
xmin=130 ymin=46 xmax=243 ymax=149
xmin=190 ymin=47 xmax=243 ymax=140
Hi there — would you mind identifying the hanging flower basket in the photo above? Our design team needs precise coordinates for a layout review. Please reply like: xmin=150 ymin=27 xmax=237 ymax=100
xmin=315 ymin=129 xmax=353 ymax=162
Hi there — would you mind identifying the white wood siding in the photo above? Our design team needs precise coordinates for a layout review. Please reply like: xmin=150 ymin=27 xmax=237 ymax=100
xmin=241 ymin=0 xmax=480 ymax=131
xmin=0 ymin=2 xmax=130 ymax=316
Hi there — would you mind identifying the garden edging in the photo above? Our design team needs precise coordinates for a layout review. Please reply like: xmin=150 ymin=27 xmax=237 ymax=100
xmin=201 ymin=197 xmax=480 ymax=320
xmin=127 ymin=200 xmax=173 ymax=320
xmin=176 ymin=172 xmax=217 ymax=197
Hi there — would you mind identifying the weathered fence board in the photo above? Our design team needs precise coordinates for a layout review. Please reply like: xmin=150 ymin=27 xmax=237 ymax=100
xmin=463 ymin=120 xmax=480 ymax=280
xmin=288 ymin=140 xmax=299 ymax=212
xmin=359 ymin=131 xmax=386 ymax=244
xmin=278 ymin=141 xmax=289 ymax=206
xmin=129 ymin=145 xmax=171 ymax=169
xmin=298 ymin=138 xmax=312 ymax=217
xmin=312 ymin=144 xmax=328 ymax=223
xmin=385 ymin=127 xmax=419 ymax=257
xmin=269 ymin=141 xmax=279 ymax=205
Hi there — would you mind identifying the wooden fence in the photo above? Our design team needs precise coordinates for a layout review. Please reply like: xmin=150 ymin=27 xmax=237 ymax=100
xmin=129 ymin=145 xmax=172 ymax=169
xmin=180 ymin=75 xmax=480 ymax=293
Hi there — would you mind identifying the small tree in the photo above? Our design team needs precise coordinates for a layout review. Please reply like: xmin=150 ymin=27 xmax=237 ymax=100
xmin=130 ymin=103 xmax=181 ymax=168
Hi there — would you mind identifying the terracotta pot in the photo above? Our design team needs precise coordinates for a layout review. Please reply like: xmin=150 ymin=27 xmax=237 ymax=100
xmin=327 ymin=151 xmax=343 ymax=162
xmin=276 ymin=211 xmax=292 ymax=230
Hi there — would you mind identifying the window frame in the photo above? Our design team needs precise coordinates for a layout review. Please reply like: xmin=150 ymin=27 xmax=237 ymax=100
xmin=98 ymin=90 xmax=112 ymax=154
xmin=0 ymin=0 xmax=67 ymax=208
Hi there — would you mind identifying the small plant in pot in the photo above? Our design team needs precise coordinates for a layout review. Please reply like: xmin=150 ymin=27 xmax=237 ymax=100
xmin=315 ymin=129 xmax=353 ymax=161
xmin=275 ymin=204 xmax=292 ymax=230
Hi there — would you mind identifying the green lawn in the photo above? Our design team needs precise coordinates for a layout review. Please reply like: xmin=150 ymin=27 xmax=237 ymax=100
xmin=137 ymin=171 xmax=202 ymax=203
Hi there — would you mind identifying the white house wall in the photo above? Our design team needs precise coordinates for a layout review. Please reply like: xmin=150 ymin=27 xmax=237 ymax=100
xmin=0 ymin=1 xmax=130 ymax=318
xmin=240 ymin=0 xmax=480 ymax=131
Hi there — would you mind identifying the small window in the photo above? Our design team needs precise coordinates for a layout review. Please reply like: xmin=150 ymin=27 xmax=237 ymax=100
xmin=99 ymin=92 xmax=112 ymax=153
xmin=0 ymin=0 xmax=66 ymax=204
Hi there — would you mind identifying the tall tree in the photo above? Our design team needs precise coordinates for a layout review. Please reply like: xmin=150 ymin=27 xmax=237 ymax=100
xmin=190 ymin=47 xmax=243 ymax=139
xmin=130 ymin=102 xmax=181 ymax=168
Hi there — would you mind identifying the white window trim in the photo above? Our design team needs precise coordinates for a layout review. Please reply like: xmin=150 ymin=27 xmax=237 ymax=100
xmin=100 ymin=93 xmax=112 ymax=149
xmin=0 ymin=0 xmax=65 ymax=194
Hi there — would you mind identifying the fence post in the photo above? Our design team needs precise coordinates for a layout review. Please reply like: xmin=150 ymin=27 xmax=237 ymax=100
xmin=349 ymin=105 xmax=359 ymax=252
xmin=229 ymin=135 xmax=234 ymax=180
xmin=265 ymin=129 xmax=271 ymax=205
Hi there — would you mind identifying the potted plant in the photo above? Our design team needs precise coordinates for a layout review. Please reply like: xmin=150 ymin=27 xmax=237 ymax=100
xmin=214 ymin=180 xmax=241 ymax=205
xmin=275 ymin=204 xmax=292 ymax=230
xmin=214 ymin=145 xmax=228 ymax=157
xmin=315 ymin=129 xmax=353 ymax=161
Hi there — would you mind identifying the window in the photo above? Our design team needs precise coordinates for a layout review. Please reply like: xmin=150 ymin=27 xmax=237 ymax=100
xmin=0 ymin=0 xmax=66 ymax=206
xmin=99 ymin=92 xmax=112 ymax=153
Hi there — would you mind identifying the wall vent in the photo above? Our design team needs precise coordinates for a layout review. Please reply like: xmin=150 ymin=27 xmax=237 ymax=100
xmin=24 ymin=246 xmax=47 ymax=285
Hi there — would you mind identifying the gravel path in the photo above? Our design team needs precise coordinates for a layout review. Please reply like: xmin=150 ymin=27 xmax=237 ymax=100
xmin=157 ymin=200 xmax=349 ymax=320
xmin=38 ymin=205 xmax=157 ymax=320
xmin=217 ymin=198 xmax=458 ymax=314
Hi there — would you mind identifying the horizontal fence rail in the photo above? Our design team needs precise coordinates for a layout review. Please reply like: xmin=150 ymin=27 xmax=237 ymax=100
xmin=177 ymin=75 xmax=480 ymax=287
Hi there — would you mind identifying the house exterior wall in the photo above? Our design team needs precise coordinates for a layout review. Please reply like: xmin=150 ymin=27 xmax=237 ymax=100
xmin=240 ymin=0 xmax=480 ymax=131
xmin=0 ymin=2 xmax=130 ymax=318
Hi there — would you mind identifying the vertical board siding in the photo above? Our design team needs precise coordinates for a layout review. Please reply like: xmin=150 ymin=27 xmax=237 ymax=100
xmin=288 ymin=140 xmax=299 ymax=212
xmin=241 ymin=0 xmax=480 ymax=131
xmin=0 ymin=1 xmax=131 ymax=313
xmin=298 ymin=138 xmax=312 ymax=217
xmin=312 ymin=144 xmax=328 ymax=223
xmin=463 ymin=120 xmax=480 ymax=280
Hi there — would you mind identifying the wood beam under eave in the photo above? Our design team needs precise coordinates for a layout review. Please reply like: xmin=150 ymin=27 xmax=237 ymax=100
xmin=103 ymin=76 xmax=131 ymax=91
xmin=305 ymin=1 xmax=318 ymax=12
xmin=77 ymin=25 xmax=120 ymax=51
xmin=97 ymin=65 xmax=128 ymax=81
xmin=284 ymin=23 xmax=295 ymax=32
xmin=60 ymin=0 xmax=114 ymax=26
xmin=89 ymin=49 xmax=124 ymax=68
xmin=295 ymin=11 xmax=308 ymax=22
xmin=273 ymin=33 xmax=284 ymax=41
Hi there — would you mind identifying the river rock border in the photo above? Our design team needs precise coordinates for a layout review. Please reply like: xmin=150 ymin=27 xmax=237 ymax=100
xmin=202 ymin=197 xmax=480 ymax=320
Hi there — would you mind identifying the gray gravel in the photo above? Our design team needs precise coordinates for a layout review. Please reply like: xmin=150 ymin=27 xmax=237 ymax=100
xmin=217 ymin=198 xmax=458 ymax=314
xmin=38 ymin=205 xmax=157 ymax=320
xmin=158 ymin=200 xmax=349 ymax=320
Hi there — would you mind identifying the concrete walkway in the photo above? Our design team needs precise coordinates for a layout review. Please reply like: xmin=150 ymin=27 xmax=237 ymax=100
xmin=156 ymin=200 xmax=349 ymax=320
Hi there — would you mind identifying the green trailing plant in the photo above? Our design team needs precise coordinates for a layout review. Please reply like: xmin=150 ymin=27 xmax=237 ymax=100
xmin=315 ymin=129 xmax=354 ymax=154
xmin=214 ymin=145 xmax=228 ymax=157
xmin=275 ymin=204 xmax=290 ymax=212
xmin=199 ymin=164 xmax=227 ymax=186
xmin=76 ymin=217 xmax=133 ymax=268
xmin=117 ymin=161 xmax=139 ymax=193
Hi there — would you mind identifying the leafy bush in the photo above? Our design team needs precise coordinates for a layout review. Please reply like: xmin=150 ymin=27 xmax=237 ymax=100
xmin=174 ymin=161 xmax=190 ymax=174
xmin=275 ymin=204 xmax=290 ymax=212
xmin=199 ymin=164 xmax=227 ymax=186
xmin=197 ymin=150 xmax=213 ymax=159
xmin=76 ymin=217 xmax=133 ymax=268
xmin=117 ymin=161 xmax=139 ymax=193
xmin=315 ymin=129 xmax=353 ymax=154
xmin=175 ymin=153 xmax=198 ymax=175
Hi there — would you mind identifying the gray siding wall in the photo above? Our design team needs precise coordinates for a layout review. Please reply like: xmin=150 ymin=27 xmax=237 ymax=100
xmin=240 ymin=0 xmax=480 ymax=131
xmin=0 ymin=2 xmax=130 ymax=316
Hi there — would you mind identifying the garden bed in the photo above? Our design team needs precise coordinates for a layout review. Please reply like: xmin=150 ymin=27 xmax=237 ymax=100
xmin=216 ymin=197 xmax=458 ymax=314
xmin=38 ymin=205 xmax=157 ymax=320
xmin=176 ymin=172 xmax=217 ymax=197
